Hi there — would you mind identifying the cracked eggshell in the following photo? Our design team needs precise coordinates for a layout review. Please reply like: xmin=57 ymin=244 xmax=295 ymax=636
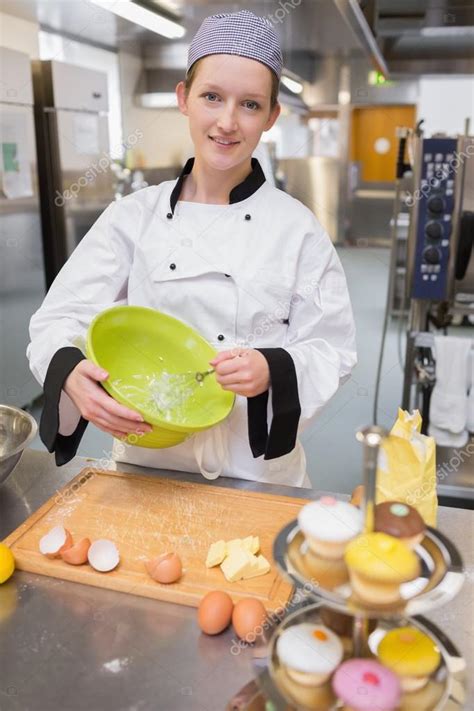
xmin=146 ymin=552 xmax=182 ymax=584
xmin=61 ymin=538 xmax=91 ymax=565
xmin=39 ymin=525 xmax=73 ymax=558
xmin=88 ymin=539 xmax=120 ymax=572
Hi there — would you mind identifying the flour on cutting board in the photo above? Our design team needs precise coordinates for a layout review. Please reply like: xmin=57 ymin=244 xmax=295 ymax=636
xmin=40 ymin=475 xmax=244 ymax=561
xmin=44 ymin=500 xmax=83 ymax=523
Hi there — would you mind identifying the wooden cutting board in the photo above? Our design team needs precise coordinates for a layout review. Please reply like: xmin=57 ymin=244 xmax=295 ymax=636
xmin=3 ymin=468 xmax=306 ymax=611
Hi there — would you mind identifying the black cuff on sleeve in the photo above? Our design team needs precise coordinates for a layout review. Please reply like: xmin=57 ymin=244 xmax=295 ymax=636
xmin=247 ymin=348 xmax=301 ymax=460
xmin=39 ymin=347 xmax=88 ymax=466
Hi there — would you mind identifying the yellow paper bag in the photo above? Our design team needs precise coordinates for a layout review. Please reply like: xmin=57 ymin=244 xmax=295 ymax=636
xmin=376 ymin=408 xmax=437 ymax=526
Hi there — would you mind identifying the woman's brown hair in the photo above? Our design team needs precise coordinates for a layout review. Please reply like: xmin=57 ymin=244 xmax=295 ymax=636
xmin=185 ymin=58 xmax=280 ymax=111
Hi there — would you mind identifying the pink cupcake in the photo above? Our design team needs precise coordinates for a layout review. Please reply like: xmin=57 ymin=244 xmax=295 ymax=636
xmin=332 ymin=659 xmax=401 ymax=711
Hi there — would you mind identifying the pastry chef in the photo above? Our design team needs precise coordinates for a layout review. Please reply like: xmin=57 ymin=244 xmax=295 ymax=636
xmin=27 ymin=11 xmax=357 ymax=487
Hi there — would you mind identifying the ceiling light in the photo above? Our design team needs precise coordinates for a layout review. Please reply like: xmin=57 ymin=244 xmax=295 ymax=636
xmin=281 ymin=75 xmax=304 ymax=95
xmin=420 ymin=26 xmax=474 ymax=38
xmin=140 ymin=92 xmax=177 ymax=108
xmin=338 ymin=89 xmax=351 ymax=105
xmin=89 ymin=0 xmax=185 ymax=39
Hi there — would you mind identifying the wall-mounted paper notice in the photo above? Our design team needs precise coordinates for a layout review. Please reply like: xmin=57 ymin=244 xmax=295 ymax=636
xmin=73 ymin=113 xmax=100 ymax=155
xmin=0 ymin=111 xmax=33 ymax=199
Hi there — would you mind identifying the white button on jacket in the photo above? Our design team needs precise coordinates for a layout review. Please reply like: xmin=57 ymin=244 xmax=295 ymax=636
xmin=27 ymin=159 xmax=357 ymax=487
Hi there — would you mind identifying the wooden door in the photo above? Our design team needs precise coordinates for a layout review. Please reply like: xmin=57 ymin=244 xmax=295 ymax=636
xmin=351 ymin=105 xmax=416 ymax=182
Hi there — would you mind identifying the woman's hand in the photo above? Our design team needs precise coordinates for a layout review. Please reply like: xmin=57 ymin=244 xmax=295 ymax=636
xmin=210 ymin=348 xmax=270 ymax=397
xmin=63 ymin=360 xmax=153 ymax=439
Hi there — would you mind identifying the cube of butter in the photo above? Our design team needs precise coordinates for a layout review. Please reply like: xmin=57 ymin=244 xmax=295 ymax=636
xmin=241 ymin=552 xmax=259 ymax=577
xmin=225 ymin=538 xmax=243 ymax=554
xmin=241 ymin=535 xmax=260 ymax=554
xmin=205 ymin=540 xmax=227 ymax=568
xmin=242 ymin=554 xmax=270 ymax=580
xmin=241 ymin=536 xmax=253 ymax=551
xmin=221 ymin=548 xmax=254 ymax=582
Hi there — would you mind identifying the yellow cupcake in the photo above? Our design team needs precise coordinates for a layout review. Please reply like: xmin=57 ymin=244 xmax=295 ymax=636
xmin=377 ymin=626 xmax=441 ymax=692
xmin=344 ymin=532 xmax=420 ymax=605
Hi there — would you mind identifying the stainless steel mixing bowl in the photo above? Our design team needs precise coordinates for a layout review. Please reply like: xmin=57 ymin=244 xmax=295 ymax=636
xmin=0 ymin=405 xmax=38 ymax=485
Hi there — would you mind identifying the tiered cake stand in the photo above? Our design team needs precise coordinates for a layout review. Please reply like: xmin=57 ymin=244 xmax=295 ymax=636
xmin=253 ymin=427 xmax=466 ymax=710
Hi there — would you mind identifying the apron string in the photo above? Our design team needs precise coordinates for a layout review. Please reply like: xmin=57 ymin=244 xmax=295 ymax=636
xmin=193 ymin=424 xmax=228 ymax=480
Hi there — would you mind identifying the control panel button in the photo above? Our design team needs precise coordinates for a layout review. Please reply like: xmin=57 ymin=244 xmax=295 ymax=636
xmin=423 ymin=246 xmax=441 ymax=265
xmin=425 ymin=221 xmax=444 ymax=241
xmin=427 ymin=195 xmax=445 ymax=214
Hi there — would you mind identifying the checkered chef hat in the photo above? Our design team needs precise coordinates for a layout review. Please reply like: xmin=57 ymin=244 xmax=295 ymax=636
xmin=187 ymin=10 xmax=283 ymax=79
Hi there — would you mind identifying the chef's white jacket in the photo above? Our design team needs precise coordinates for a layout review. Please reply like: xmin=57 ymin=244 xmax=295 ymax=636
xmin=27 ymin=158 xmax=357 ymax=487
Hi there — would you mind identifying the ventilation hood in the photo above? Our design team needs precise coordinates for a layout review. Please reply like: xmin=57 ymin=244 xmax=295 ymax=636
xmin=133 ymin=1 xmax=366 ymax=113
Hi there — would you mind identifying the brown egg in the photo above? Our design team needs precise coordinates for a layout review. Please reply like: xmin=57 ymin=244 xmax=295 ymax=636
xmin=232 ymin=598 xmax=267 ymax=643
xmin=61 ymin=538 xmax=91 ymax=565
xmin=146 ymin=552 xmax=182 ymax=584
xmin=198 ymin=591 xmax=233 ymax=635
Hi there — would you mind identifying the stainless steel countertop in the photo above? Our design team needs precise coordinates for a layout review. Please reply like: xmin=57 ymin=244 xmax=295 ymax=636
xmin=1 ymin=450 xmax=473 ymax=711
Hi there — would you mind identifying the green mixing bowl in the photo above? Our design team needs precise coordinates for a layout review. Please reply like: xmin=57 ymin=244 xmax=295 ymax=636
xmin=86 ymin=306 xmax=234 ymax=448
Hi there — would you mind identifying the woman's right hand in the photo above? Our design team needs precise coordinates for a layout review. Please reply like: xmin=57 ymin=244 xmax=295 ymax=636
xmin=63 ymin=360 xmax=152 ymax=440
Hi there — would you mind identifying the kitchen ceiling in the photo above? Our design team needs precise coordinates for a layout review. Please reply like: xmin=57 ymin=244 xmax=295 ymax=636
xmin=0 ymin=0 xmax=361 ymax=56
xmin=0 ymin=0 xmax=157 ymax=50
xmin=374 ymin=0 xmax=474 ymax=72
xmin=1 ymin=0 xmax=473 ymax=74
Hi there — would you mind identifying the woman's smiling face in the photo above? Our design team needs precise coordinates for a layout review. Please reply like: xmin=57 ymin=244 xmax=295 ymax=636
xmin=177 ymin=54 xmax=280 ymax=172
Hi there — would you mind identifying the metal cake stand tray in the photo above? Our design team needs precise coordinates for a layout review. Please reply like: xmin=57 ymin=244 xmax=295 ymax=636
xmin=252 ymin=601 xmax=466 ymax=711
xmin=273 ymin=521 xmax=464 ymax=618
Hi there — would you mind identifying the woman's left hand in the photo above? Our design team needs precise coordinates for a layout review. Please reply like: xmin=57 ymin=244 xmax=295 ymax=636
xmin=209 ymin=348 xmax=270 ymax=397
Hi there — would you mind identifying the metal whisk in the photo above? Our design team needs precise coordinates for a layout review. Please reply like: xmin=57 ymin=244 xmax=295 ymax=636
xmin=194 ymin=368 xmax=215 ymax=383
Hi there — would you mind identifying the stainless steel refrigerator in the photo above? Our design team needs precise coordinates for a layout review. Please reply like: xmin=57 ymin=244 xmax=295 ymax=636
xmin=0 ymin=47 xmax=44 ymax=408
xmin=32 ymin=59 xmax=115 ymax=288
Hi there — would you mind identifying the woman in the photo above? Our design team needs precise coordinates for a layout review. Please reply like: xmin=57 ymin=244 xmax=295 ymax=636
xmin=27 ymin=11 xmax=357 ymax=487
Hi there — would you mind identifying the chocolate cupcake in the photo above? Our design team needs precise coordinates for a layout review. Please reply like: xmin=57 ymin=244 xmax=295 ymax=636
xmin=320 ymin=607 xmax=354 ymax=639
xmin=375 ymin=501 xmax=426 ymax=548
xmin=320 ymin=607 xmax=376 ymax=656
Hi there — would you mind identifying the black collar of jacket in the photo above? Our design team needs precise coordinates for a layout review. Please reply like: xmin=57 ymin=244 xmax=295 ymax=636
xmin=169 ymin=157 xmax=266 ymax=215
